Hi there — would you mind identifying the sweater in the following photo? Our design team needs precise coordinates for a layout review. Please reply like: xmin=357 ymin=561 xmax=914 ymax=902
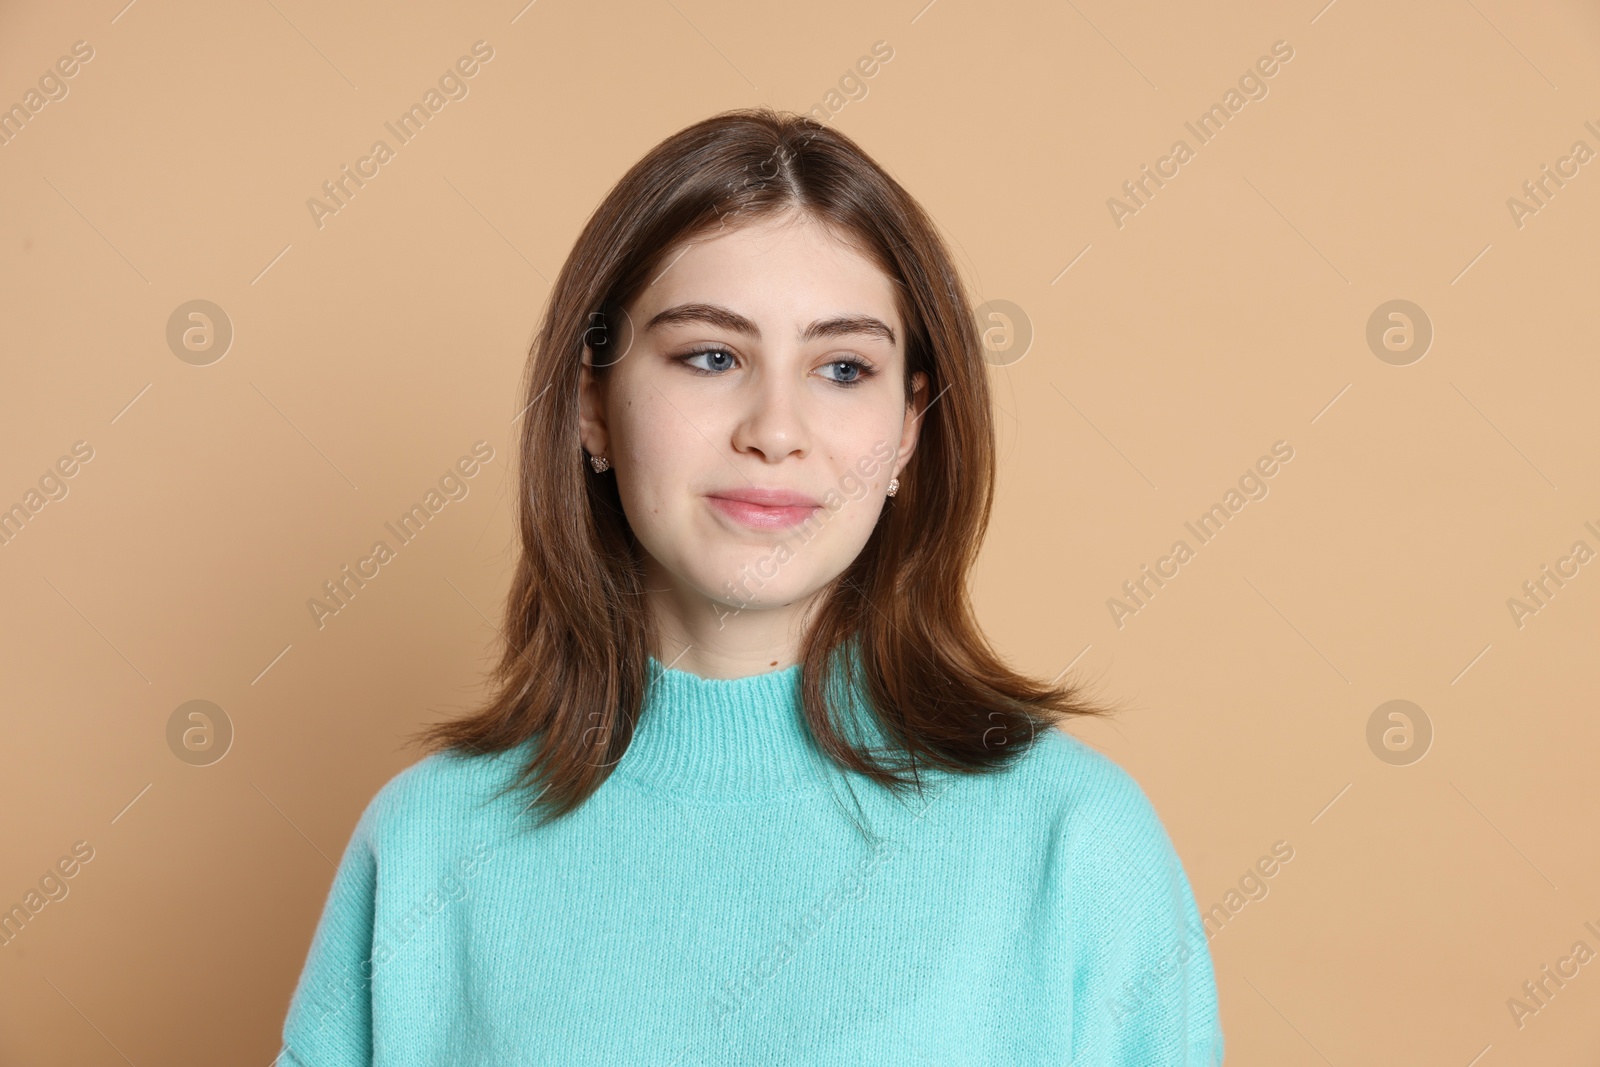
xmin=276 ymin=654 xmax=1224 ymax=1065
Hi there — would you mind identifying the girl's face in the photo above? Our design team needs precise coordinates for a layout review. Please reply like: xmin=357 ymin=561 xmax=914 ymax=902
xmin=579 ymin=210 xmax=927 ymax=640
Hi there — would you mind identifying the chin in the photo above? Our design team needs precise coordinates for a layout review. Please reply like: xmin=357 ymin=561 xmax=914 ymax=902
xmin=692 ymin=561 xmax=815 ymax=611
xmin=709 ymin=576 xmax=804 ymax=611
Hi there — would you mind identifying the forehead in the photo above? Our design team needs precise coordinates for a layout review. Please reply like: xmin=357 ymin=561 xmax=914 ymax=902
xmin=634 ymin=212 xmax=901 ymax=327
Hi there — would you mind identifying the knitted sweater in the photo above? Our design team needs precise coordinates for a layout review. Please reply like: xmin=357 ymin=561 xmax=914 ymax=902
xmin=277 ymin=655 xmax=1224 ymax=1065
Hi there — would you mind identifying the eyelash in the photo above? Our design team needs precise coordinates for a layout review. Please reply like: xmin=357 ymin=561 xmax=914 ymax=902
xmin=675 ymin=346 xmax=878 ymax=388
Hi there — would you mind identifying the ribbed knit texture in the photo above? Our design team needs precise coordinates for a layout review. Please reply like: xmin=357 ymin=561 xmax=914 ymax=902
xmin=277 ymin=655 xmax=1224 ymax=1065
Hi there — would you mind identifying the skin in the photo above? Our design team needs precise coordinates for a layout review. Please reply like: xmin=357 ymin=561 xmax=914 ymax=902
xmin=578 ymin=209 xmax=928 ymax=680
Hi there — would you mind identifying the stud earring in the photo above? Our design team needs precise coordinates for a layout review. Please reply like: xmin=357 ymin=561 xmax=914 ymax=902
xmin=589 ymin=453 xmax=611 ymax=473
xmin=886 ymin=477 xmax=899 ymax=498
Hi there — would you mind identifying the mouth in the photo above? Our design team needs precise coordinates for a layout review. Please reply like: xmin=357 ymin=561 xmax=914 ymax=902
xmin=706 ymin=490 xmax=823 ymax=530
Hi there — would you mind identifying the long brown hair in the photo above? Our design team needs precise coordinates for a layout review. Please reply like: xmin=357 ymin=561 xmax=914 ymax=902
xmin=416 ymin=107 xmax=1118 ymax=827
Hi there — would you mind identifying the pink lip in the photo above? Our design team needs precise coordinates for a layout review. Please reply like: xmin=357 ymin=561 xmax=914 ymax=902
xmin=707 ymin=488 xmax=822 ymax=530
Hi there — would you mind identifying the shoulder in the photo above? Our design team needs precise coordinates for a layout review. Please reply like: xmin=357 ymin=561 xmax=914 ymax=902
xmin=1019 ymin=726 xmax=1168 ymax=827
xmin=1012 ymin=729 xmax=1208 ymax=973
xmin=353 ymin=743 xmax=530 ymax=855
xmin=1012 ymin=727 xmax=1186 ymax=882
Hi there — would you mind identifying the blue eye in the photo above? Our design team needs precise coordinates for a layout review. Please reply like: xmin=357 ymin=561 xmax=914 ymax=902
xmin=821 ymin=359 xmax=872 ymax=385
xmin=678 ymin=347 xmax=737 ymax=373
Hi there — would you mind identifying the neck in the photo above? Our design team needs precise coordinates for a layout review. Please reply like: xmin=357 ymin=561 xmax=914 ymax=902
xmin=643 ymin=559 xmax=824 ymax=680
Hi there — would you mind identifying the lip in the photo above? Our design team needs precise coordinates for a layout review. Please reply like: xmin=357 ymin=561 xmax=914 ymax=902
xmin=707 ymin=488 xmax=822 ymax=530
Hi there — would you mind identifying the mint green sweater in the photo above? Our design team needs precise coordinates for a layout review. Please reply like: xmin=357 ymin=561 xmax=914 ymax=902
xmin=278 ymin=656 xmax=1224 ymax=1065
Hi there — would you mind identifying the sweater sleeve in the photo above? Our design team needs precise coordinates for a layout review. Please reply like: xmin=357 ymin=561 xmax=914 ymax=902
xmin=275 ymin=790 xmax=383 ymax=1067
xmin=1061 ymin=753 xmax=1224 ymax=1065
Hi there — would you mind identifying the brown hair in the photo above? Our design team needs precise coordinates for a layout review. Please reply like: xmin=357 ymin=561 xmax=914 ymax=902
xmin=416 ymin=107 xmax=1117 ymax=827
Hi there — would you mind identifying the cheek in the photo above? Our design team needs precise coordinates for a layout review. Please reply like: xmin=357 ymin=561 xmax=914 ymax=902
xmin=613 ymin=413 xmax=704 ymax=540
xmin=612 ymin=391 xmax=678 ymax=481
xmin=616 ymin=453 xmax=675 ymax=534
xmin=834 ymin=419 xmax=900 ymax=489
xmin=822 ymin=483 xmax=885 ymax=545
xmin=815 ymin=442 xmax=893 ymax=537
xmin=617 ymin=381 xmax=707 ymax=458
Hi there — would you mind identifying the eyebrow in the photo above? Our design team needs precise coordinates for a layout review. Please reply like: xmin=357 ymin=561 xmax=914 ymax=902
xmin=643 ymin=302 xmax=896 ymax=346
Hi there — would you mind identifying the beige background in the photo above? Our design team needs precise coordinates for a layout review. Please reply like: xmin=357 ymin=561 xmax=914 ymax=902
xmin=2 ymin=0 xmax=1598 ymax=1062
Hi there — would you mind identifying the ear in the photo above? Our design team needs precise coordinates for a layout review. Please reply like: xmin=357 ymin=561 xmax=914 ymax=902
xmin=576 ymin=348 xmax=609 ymax=460
xmin=894 ymin=370 xmax=930 ymax=478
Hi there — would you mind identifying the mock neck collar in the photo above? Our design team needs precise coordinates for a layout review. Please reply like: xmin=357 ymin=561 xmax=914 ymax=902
xmin=610 ymin=654 xmax=842 ymax=801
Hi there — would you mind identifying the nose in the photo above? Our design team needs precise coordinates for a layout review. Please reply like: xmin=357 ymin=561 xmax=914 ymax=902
xmin=730 ymin=360 xmax=809 ymax=462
